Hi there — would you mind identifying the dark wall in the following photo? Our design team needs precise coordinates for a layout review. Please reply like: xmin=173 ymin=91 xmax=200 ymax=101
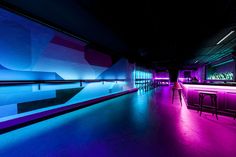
xmin=168 ymin=68 xmax=179 ymax=82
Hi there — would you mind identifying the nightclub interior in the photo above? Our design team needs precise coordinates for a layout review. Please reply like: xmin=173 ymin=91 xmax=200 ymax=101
xmin=0 ymin=1 xmax=236 ymax=157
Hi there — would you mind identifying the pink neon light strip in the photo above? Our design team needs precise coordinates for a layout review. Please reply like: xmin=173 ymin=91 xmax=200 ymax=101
xmin=183 ymin=84 xmax=236 ymax=91
xmin=154 ymin=77 xmax=169 ymax=80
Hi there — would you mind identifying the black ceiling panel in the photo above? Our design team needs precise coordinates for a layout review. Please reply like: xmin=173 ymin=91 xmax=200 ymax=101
xmin=1 ymin=0 xmax=236 ymax=69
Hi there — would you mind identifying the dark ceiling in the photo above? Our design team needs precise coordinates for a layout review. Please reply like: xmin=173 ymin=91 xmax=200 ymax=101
xmin=1 ymin=0 xmax=236 ymax=69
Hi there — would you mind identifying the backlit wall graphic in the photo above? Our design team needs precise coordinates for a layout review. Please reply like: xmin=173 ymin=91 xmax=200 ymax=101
xmin=0 ymin=8 xmax=136 ymax=121
xmin=0 ymin=8 xmax=134 ymax=81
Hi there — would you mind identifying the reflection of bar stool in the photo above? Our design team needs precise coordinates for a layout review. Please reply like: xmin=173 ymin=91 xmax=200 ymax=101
xmin=224 ymin=109 xmax=236 ymax=120
xmin=172 ymin=82 xmax=182 ymax=105
xmin=199 ymin=92 xmax=217 ymax=119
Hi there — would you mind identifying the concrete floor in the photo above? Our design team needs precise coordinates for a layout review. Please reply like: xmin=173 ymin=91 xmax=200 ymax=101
xmin=0 ymin=86 xmax=236 ymax=157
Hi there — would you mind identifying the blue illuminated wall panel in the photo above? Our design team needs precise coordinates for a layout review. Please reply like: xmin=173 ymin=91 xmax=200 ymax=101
xmin=0 ymin=8 xmax=134 ymax=82
xmin=0 ymin=7 xmax=137 ymax=121
xmin=0 ymin=68 xmax=59 ymax=80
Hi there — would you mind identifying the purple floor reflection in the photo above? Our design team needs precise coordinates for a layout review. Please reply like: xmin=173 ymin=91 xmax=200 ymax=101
xmin=0 ymin=86 xmax=236 ymax=157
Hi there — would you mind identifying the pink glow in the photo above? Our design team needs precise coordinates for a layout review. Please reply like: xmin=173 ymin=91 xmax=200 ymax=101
xmin=154 ymin=77 xmax=169 ymax=80
xmin=179 ymin=94 xmax=236 ymax=151
xmin=181 ymin=83 xmax=236 ymax=114
xmin=183 ymin=84 xmax=236 ymax=91
xmin=178 ymin=77 xmax=188 ymax=82
xmin=179 ymin=99 xmax=201 ymax=144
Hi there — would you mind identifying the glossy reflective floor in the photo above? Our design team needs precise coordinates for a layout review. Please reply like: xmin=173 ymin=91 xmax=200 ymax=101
xmin=1 ymin=86 xmax=236 ymax=157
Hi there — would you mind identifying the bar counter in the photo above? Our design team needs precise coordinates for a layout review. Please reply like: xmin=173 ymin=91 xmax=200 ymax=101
xmin=181 ymin=82 xmax=236 ymax=117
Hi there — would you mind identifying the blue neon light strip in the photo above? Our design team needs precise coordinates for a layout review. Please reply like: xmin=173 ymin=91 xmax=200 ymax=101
xmin=212 ymin=59 xmax=234 ymax=67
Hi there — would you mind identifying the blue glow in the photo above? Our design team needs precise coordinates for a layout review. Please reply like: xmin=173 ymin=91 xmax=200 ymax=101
xmin=0 ymin=100 xmax=113 ymax=150
xmin=207 ymin=72 xmax=234 ymax=80
xmin=0 ymin=7 xmax=137 ymax=125
xmin=135 ymin=70 xmax=152 ymax=79
xmin=0 ymin=90 xmax=56 ymax=106
xmin=0 ymin=81 xmax=129 ymax=122
xmin=0 ymin=8 xmax=116 ymax=80
xmin=0 ymin=8 xmax=137 ymax=83
xmin=131 ymin=91 xmax=149 ymax=130
xmin=67 ymin=81 xmax=126 ymax=104
xmin=35 ymin=83 xmax=82 ymax=91
xmin=135 ymin=70 xmax=153 ymax=88
xmin=212 ymin=59 xmax=234 ymax=67
xmin=0 ymin=104 xmax=17 ymax=118
xmin=0 ymin=68 xmax=58 ymax=80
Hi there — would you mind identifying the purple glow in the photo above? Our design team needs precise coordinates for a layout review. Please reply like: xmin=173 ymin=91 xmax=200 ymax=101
xmin=154 ymin=71 xmax=169 ymax=80
xmin=178 ymin=67 xmax=204 ymax=83
xmin=178 ymin=78 xmax=186 ymax=82
xmin=154 ymin=77 xmax=169 ymax=80
xmin=179 ymin=99 xmax=200 ymax=143
xmin=159 ymin=82 xmax=169 ymax=85
xmin=181 ymin=83 xmax=236 ymax=116
xmin=183 ymin=84 xmax=236 ymax=91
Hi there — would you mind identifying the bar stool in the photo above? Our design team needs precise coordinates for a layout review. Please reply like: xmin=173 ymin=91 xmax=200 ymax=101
xmin=199 ymin=92 xmax=218 ymax=119
xmin=172 ymin=82 xmax=182 ymax=105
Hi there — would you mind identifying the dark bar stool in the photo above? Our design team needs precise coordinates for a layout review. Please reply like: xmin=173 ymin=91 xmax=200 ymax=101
xmin=199 ymin=92 xmax=218 ymax=119
xmin=172 ymin=82 xmax=182 ymax=105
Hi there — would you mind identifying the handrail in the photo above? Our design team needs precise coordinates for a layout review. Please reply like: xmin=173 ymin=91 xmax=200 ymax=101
xmin=0 ymin=79 xmax=127 ymax=86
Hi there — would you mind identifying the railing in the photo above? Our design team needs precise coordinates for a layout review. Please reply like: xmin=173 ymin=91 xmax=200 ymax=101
xmin=0 ymin=79 xmax=127 ymax=90
xmin=0 ymin=79 xmax=159 ymax=91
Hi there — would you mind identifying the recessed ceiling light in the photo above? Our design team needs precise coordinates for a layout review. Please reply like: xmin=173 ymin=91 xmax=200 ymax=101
xmin=217 ymin=30 xmax=235 ymax=45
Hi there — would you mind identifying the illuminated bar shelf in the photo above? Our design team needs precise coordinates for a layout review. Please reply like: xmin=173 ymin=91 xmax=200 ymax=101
xmin=154 ymin=78 xmax=170 ymax=86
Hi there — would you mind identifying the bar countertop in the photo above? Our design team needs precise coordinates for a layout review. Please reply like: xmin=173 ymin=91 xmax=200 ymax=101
xmin=181 ymin=81 xmax=236 ymax=118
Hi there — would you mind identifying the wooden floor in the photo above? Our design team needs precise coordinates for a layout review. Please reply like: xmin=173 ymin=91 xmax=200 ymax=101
xmin=0 ymin=86 xmax=236 ymax=157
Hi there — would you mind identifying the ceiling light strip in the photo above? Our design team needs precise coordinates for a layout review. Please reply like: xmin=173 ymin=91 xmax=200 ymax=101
xmin=217 ymin=30 xmax=235 ymax=45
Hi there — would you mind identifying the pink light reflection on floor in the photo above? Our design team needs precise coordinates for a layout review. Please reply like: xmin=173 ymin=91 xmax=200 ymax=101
xmin=177 ymin=90 xmax=236 ymax=157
